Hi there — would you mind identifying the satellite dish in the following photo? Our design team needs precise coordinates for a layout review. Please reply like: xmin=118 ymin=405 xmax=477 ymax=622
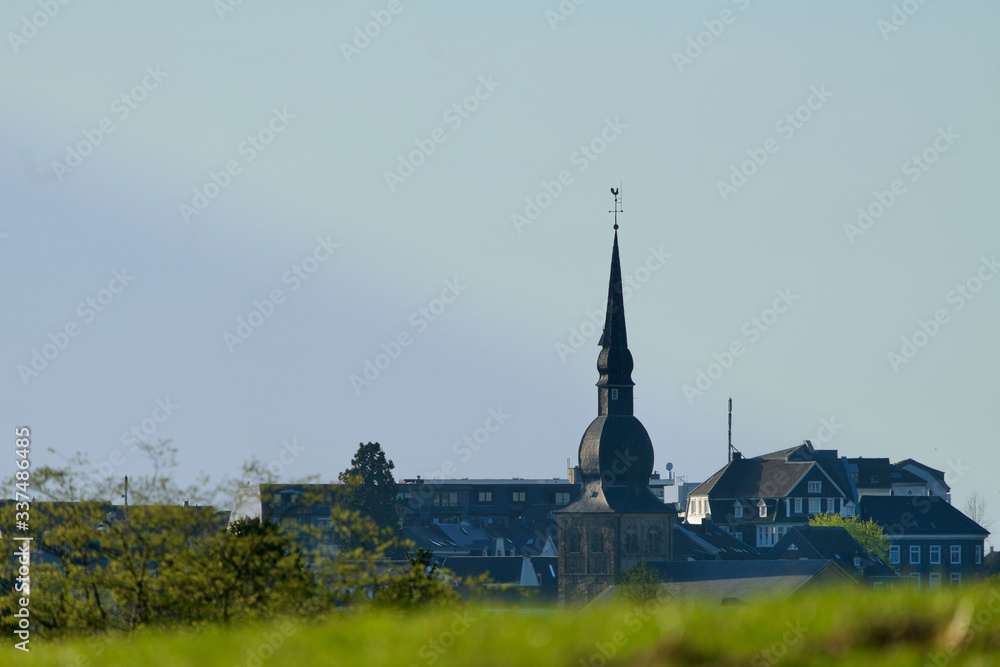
xmin=666 ymin=462 xmax=674 ymax=472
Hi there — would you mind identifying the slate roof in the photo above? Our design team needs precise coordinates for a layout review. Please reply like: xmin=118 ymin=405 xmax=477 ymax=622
xmin=438 ymin=556 xmax=525 ymax=585
xmin=860 ymin=496 xmax=988 ymax=536
xmin=673 ymin=522 xmax=760 ymax=561
xmin=693 ymin=458 xmax=814 ymax=498
xmin=889 ymin=469 xmax=927 ymax=486
xmin=848 ymin=458 xmax=892 ymax=490
xmin=558 ymin=480 xmax=675 ymax=514
xmin=527 ymin=556 xmax=559 ymax=587
xmin=893 ymin=459 xmax=950 ymax=490
xmin=763 ymin=526 xmax=896 ymax=579
xmin=603 ymin=559 xmax=858 ymax=603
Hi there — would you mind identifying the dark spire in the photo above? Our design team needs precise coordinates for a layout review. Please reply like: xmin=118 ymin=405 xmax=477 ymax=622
xmin=596 ymin=196 xmax=634 ymax=416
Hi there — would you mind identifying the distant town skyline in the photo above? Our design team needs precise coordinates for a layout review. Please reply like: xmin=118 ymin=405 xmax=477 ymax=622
xmin=3 ymin=3 xmax=998 ymax=541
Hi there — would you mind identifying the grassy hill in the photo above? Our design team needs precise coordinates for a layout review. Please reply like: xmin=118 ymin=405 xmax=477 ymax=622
xmin=6 ymin=586 xmax=1000 ymax=666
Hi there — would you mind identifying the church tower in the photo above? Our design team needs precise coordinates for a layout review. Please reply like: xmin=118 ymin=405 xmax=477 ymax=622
xmin=557 ymin=191 xmax=675 ymax=604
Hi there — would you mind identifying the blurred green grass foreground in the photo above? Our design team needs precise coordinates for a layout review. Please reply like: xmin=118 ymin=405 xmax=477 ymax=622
xmin=8 ymin=585 xmax=1000 ymax=667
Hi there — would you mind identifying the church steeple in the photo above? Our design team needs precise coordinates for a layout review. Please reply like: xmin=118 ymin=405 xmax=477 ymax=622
xmin=596 ymin=192 xmax=634 ymax=417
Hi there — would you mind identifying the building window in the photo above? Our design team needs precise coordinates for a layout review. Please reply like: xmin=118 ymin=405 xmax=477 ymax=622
xmin=554 ymin=492 xmax=570 ymax=505
xmin=976 ymin=545 xmax=982 ymax=564
xmin=477 ymin=490 xmax=493 ymax=504
xmin=871 ymin=475 xmax=880 ymax=484
xmin=873 ymin=581 xmax=884 ymax=590
xmin=794 ymin=498 xmax=802 ymax=514
xmin=910 ymin=545 xmax=921 ymax=565
xmin=611 ymin=388 xmax=618 ymax=400
xmin=590 ymin=532 xmax=604 ymax=553
xmin=647 ymin=530 xmax=662 ymax=554
xmin=625 ymin=531 xmax=638 ymax=553
xmin=433 ymin=492 xmax=458 ymax=508
xmin=733 ymin=503 xmax=743 ymax=519
xmin=511 ymin=491 xmax=526 ymax=503
xmin=951 ymin=545 xmax=961 ymax=564
xmin=910 ymin=573 xmax=921 ymax=589
xmin=826 ymin=498 xmax=836 ymax=514
xmin=951 ymin=573 xmax=962 ymax=586
xmin=568 ymin=530 xmax=581 ymax=553
xmin=808 ymin=498 xmax=821 ymax=514
xmin=929 ymin=573 xmax=941 ymax=590
xmin=758 ymin=500 xmax=767 ymax=518
xmin=854 ymin=556 xmax=862 ymax=567
xmin=930 ymin=545 xmax=941 ymax=565
xmin=889 ymin=545 xmax=900 ymax=564
xmin=808 ymin=481 xmax=821 ymax=494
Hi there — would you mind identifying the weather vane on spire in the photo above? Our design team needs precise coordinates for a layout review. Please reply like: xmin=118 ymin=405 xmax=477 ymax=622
xmin=609 ymin=184 xmax=623 ymax=230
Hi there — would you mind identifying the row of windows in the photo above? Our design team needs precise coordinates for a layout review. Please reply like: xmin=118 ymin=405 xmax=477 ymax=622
xmin=728 ymin=497 xmax=847 ymax=518
xmin=566 ymin=529 xmax=664 ymax=554
xmin=888 ymin=544 xmax=982 ymax=565
xmin=872 ymin=573 xmax=962 ymax=589
xmin=435 ymin=490 xmax=570 ymax=507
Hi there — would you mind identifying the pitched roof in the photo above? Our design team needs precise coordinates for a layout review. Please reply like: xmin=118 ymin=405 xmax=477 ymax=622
xmin=674 ymin=522 xmax=760 ymax=560
xmin=848 ymin=458 xmax=892 ymax=490
xmin=438 ymin=556 xmax=525 ymax=585
xmin=892 ymin=460 xmax=950 ymax=490
xmin=559 ymin=480 xmax=675 ymax=514
xmin=860 ymin=496 xmax=988 ymax=536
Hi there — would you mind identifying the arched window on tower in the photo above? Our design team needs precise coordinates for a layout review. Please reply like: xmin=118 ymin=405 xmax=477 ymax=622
xmin=625 ymin=531 xmax=639 ymax=553
xmin=590 ymin=531 xmax=604 ymax=553
xmin=646 ymin=529 xmax=662 ymax=554
xmin=567 ymin=530 xmax=581 ymax=553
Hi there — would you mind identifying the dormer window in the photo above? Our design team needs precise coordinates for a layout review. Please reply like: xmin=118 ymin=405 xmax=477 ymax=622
xmin=733 ymin=501 xmax=743 ymax=518
xmin=808 ymin=481 xmax=821 ymax=494
xmin=758 ymin=499 xmax=767 ymax=518
xmin=854 ymin=556 xmax=861 ymax=567
xmin=611 ymin=388 xmax=618 ymax=400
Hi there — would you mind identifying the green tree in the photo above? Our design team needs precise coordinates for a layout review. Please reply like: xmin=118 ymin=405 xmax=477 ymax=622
xmin=375 ymin=548 xmax=460 ymax=608
xmin=617 ymin=561 xmax=661 ymax=604
xmin=338 ymin=442 xmax=398 ymax=530
xmin=809 ymin=513 xmax=890 ymax=564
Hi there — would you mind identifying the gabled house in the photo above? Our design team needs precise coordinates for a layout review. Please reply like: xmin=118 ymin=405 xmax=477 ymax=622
xmin=763 ymin=525 xmax=896 ymax=587
xmin=847 ymin=458 xmax=892 ymax=498
xmin=685 ymin=441 xmax=855 ymax=549
xmin=890 ymin=460 xmax=951 ymax=502
xmin=860 ymin=495 xmax=988 ymax=588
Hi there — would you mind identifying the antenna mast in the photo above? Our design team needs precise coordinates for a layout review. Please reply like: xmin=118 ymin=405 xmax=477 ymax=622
xmin=728 ymin=398 xmax=742 ymax=463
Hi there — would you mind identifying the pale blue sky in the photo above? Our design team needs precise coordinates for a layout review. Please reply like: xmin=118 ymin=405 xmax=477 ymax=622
xmin=3 ymin=2 xmax=998 ymax=536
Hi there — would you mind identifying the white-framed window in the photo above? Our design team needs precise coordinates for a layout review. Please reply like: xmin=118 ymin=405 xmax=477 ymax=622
xmin=758 ymin=500 xmax=767 ymax=518
xmin=889 ymin=545 xmax=900 ymax=564
xmin=910 ymin=572 xmax=921 ymax=589
xmin=976 ymin=545 xmax=982 ymax=564
xmin=910 ymin=545 xmax=921 ymax=564
xmin=951 ymin=573 xmax=962 ymax=586
xmin=794 ymin=498 xmax=802 ymax=514
xmin=930 ymin=545 xmax=941 ymax=564
xmin=951 ymin=545 xmax=961 ymax=564
xmin=785 ymin=498 xmax=791 ymax=517
xmin=477 ymin=490 xmax=493 ymax=504
xmin=808 ymin=498 xmax=821 ymax=514
xmin=611 ymin=388 xmax=618 ymax=400
xmin=511 ymin=491 xmax=526 ymax=503
xmin=808 ymin=481 xmax=821 ymax=494
xmin=826 ymin=498 xmax=836 ymax=513
xmin=756 ymin=526 xmax=776 ymax=548
xmin=873 ymin=581 xmax=884 ymax=590
xmin=733 ymin=502 xmax=743 ymax=519
xmin=929 ymin=573 xmax=941 ymax=590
